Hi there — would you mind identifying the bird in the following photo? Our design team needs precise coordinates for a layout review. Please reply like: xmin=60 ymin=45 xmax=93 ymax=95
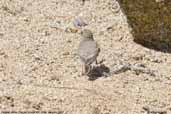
xmin=78 ymin=29 xmax=100 ymax=75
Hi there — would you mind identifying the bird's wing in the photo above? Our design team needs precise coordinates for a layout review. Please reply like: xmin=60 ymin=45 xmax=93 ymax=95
xmin=78 ymin=41 xmax=100 ymax=64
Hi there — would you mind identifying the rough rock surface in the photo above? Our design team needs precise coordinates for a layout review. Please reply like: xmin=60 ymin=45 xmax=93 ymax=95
xmin=119 ymin=0 xmax=171 ymax=51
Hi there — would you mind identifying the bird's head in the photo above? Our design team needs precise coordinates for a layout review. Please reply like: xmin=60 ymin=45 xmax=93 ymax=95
xmin=81 ymin=29 xmax=94 ymax=40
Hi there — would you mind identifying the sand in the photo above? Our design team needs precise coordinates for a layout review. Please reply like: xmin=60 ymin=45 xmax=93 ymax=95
xmin=0 ymin=0 xmax=171 ymax=114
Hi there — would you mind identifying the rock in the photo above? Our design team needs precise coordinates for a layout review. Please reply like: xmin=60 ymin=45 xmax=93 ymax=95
xmin=119 ymin=0 xmax=171 ymax=52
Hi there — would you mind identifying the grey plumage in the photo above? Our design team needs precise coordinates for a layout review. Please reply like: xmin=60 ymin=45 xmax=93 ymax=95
xmin=78 ymin=29 xmax=100 ymax=75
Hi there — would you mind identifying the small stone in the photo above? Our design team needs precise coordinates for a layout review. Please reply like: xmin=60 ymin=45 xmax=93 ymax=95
xmin=0 ymin=33 xmax=4 ymax=36
xmin=32 ymin=102 xmax=43 ymax=110
xmin=50 ymin=76 xmax=60 ymax=81
xmin=63 ymin=52 xmax=70 ymax=56
xmin=65 ymin=27 xmax=78 ymax=33
xmin=67 ymin=40 xmax=72 ymax=43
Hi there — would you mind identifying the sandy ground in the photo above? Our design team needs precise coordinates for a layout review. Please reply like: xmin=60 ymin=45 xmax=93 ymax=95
xmin=0 ymin=0 xmax=171 ymax=114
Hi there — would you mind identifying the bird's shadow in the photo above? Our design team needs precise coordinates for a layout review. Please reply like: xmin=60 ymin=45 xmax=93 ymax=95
xmin=87 ymin=64 xmax=110 ymax=81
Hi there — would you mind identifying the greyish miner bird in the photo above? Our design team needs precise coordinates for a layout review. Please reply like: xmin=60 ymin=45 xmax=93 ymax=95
xmin=78 ymin=29 xmax=100 ymax=75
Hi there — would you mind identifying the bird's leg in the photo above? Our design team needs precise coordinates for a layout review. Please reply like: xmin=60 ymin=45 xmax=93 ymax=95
xmin=85 ymin=64 xmax=92 ymax=75
xmin=81 ymin=63 xmax=85 ymax=75
xmin=81 ymin=64 xmax=91 ymax=75
xmin=88 ymin=65 xmax=92 ymax=74
xmin=95 ymin=59 xmax=98 ymax=64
